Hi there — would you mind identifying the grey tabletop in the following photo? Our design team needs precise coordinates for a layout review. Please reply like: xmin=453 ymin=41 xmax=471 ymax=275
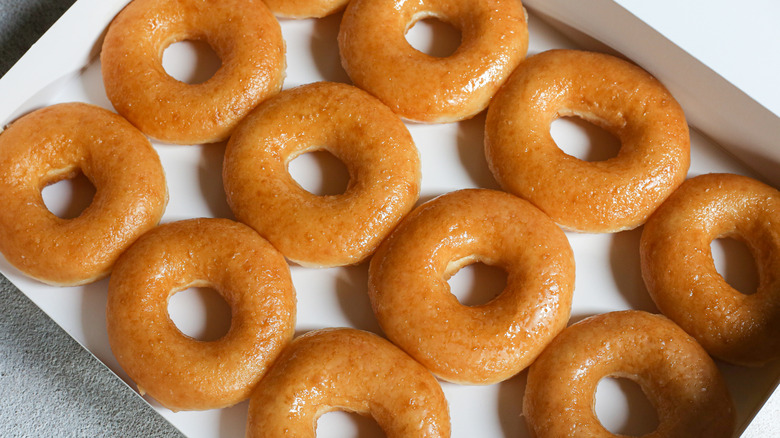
xmin=0 ymin=1 xmax=184 ymax=436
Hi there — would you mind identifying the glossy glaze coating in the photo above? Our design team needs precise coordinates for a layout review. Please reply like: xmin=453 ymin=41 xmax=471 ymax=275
xmin=263 ymin=0 xmax=348 ymax=18
xmin=485 ymin=49 xmax=690 ymax=232
xmin=368 ymin=189 xmax=575 ymax=384
xmin=0 ymin=103 xmax=167 ymax=286
xmin=106 ymin=218 xmax=296 ymax=411
xmin=640 ymin=173 xmax=780 ymax=366
xmin=223 ymin=82 xmax=421 ymax=268
xmin=246 ymin=328 xmax=450 ymax=438
xmin=101 ymin=0 xmax=285 ymax=144
xmin=524 ymin=310 xmax=735 ymax=438
xmin=338 ymin=0 xmax=528 ymax=123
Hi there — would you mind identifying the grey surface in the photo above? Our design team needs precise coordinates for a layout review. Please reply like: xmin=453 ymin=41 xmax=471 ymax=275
xmin=0 ymin=1 xmax=185 ymax=436
xmin=0 ymin=0 xmax=77 ymax=76
xmin=0 ymin=276 xmax=185 ymax=437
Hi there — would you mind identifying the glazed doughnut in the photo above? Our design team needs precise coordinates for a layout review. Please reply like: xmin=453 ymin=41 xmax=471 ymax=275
xmin=106 ymin=218 xmax=296 ymax=411
xmin=101 ymin=0 xmax=285 ymax=144
xmin=246 ymin=328 xmax=450 ymax=438
xmin=640 ymin=173 xmax=780 ymax=366
xmin=223 ymin=82 xmax=420 ymax=268
xmin=338 ymin=0 xmax=528 ymax=123
xmin=0 ymin=102 xmax=167 ymax=286
xmin=485 ymin=49 xmax=690 ymax=233
xmin=524 ymin=311 xmax=735 ymax=437
xmin=368 ymin=189 xmax=575 ymax=384
xmin=263 ymin=0 xmax=348 ymax=18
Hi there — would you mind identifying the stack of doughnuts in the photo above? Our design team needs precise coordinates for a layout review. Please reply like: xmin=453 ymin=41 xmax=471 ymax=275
xmin=2 ymin=0 xmax=776 ymax=436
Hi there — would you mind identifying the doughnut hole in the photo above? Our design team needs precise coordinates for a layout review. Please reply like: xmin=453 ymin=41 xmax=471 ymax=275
xmin=168 ymin=285 xmax=232 ymax=341
xmin=446 ymin=257 xmax=508 ymax=307
xmin=161 ymin=39 xmax=222 ymax=84
xmin=711 ymin=236 xmax=760 ymax=295
xmin=41 ymin=169 xmax=96 ymax=219
xmin=405 ymin=14 xmax=461 ymax=58
xmin=550 ymin=116 xmax=621 ymax=162
xmin=316 ymin=411 xmax=385 ymax=438
xmin=288 ymin=149 xmax=350 ymax=196
xmin=595 ymin=376 xmax=659 ymax=436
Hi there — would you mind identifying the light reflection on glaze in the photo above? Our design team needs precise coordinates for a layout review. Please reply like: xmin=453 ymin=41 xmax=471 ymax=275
xmin=246 ymin=329 xmax=450 ymax=437
xmin=524 ymin=311 xmax=735 ymax=437
xmin=224 ymin=82 xmax=421 ymax=268
xmin=484 ymin=50 xmax=690 ymax=233
xmin=367 ymin=189 xmax=575 ymax=385
xmin=640 ymin=173 xmax=780 ymax=366
xmin=339 ymin=0 xmax=528 ymax=122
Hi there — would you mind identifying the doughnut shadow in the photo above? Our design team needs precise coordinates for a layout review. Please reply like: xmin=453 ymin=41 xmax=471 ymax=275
xmin=79 ymin=276 xmax=114 ymax=364
xmin=197 ymin=140 xmax=236 ymax=220
xmin=497 ymin=371 xmax=530 ymax=437
xmin=334 ymin=262 xmax=383 ymax=335
xmin=76 ymin=59 xmax=113 ymax=110
xmin=309 ymin=11 xmax=350 ymax=84
xmin=456 ymin=110 xmax=501 ymax=190
xmin=220 ymin=400 xmax=249 ymax=438
xmin=608 ymin=228 xmax=658 ymax=313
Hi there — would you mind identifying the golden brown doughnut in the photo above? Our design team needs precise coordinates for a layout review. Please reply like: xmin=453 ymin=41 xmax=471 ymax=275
xmin=223 ymin=81 xmax=420 ymax=268
xmin=640 ymin=173 xmax=780 ymax=366
xmin=263 ymin=0 xmax=348 ymax=18
xmin=101 ymin=0 xmax=286 ymax=144
xmin=246 ymin=328 xmax=450 ymax=438
xmin=338 ymin=0 xmax=528 ymax=123
xmin=368 ymin=189 xmax=575 ymax=384
xmin=106 ymin=218 xmax=296 ymax=411
xmin=485 ymin=49 xmax=690 ymax=233
xmin=0 ymin=102 xmax=167 ymax=286
xmin=524 ymin=310 xmax=735 ymax=438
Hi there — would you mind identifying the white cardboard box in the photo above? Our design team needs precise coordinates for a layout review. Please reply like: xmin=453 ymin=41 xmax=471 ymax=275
xmin=522 ymin=2 xmax=780 ymax=435
xmin=524 ymin=0 xmax=780 ymax=189
xmin=1 ymin=0 xmax=778 ymax=436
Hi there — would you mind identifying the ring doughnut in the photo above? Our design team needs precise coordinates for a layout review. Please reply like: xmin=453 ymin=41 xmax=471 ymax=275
xmin=223 ymin=82 xmax=421 ymax=268
xmin=106 ymin=218 xmax=296 ymax=411
xmin=246 ymin=328 xmax=450 ymax=438
xmin=640 ymin=173 xmax=780 ymax=366
xmin=101 ymin=0 xmax=286 ymax=144
xmin=0 ymin=102 xmax=167 ymax=286
xmin=263 ymin=0 xmax=348 ymax=18
xmin=524 ymin=310 xmax=735 ymax=438
xmin=368 ymin=189 xmax=575 ymax=384
xmin=485 ymin=49 xmax=690 ymax=233
xmin=338 ymin=0 xmax=528 ymax=123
